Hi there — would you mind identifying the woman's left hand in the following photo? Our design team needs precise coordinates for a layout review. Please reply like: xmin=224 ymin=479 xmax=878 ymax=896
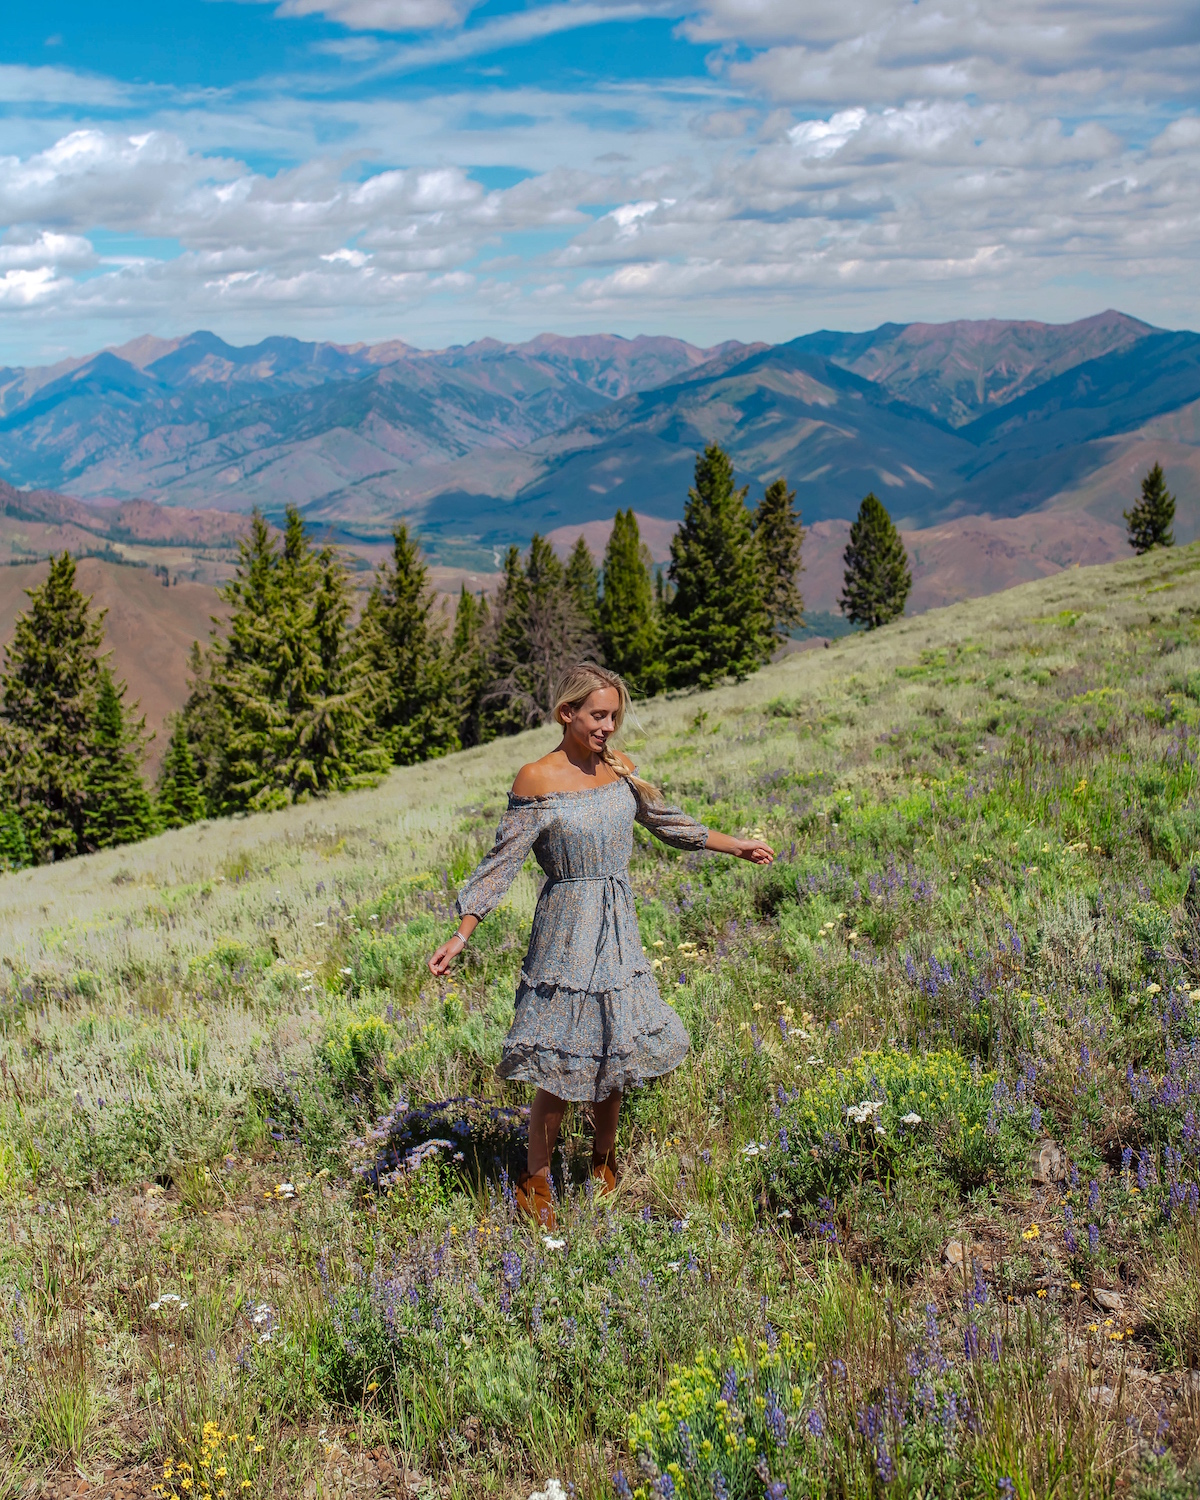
xmin=735 ymin=838 xmax=775 ymax=865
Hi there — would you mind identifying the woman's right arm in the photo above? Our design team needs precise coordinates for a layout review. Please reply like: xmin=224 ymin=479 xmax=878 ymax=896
xmin=429 ymin=914 xmax=479 ymax=975
xmin=426 ymin=801 xmax=544 ymax=974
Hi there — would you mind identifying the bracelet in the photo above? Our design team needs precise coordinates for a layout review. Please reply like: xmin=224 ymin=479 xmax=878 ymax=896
xmin=450 ymin=931 xmax=468 ymax=948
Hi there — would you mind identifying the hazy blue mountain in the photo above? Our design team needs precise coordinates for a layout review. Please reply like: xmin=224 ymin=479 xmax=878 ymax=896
xmin=2 ymin=313 xmax=1199 ymax=558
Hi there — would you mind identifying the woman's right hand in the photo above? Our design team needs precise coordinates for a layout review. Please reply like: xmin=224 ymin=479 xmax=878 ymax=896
xmin=428 ymin=934 xmax=465 ymax=975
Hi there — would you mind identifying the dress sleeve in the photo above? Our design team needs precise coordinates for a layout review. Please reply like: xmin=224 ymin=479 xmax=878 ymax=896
xmin=635 ymin=797 xmax=709 ymax=851
xmin=455 ymin=800 xmax=546 ymax=920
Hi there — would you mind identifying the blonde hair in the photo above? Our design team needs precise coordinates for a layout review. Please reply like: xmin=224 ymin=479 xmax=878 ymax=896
xmin=552 ymin=663 xmax=661 ymax=807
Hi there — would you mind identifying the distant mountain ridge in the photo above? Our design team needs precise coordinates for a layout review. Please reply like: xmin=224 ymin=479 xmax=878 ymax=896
xmin=1 ymin=312 xmax=1198 ymax=560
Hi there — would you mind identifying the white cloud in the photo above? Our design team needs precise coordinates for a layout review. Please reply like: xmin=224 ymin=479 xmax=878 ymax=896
xmin=276 ymin=0 xmax=478 ymax=29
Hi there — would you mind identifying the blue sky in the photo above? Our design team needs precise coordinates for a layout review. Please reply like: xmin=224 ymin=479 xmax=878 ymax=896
xmin=0 ymin=0 xmax=1198 ymax=364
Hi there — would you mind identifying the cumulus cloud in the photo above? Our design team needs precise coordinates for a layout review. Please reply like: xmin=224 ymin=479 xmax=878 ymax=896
xmin=1 ymin=0 xmax=1200 ymax=353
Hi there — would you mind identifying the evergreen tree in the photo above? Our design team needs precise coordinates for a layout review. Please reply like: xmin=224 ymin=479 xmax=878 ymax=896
xmin=753 ymin=477 xmax=805 ymax=644
xmin=839 ymin=493 xmax=912 ymax=629
xmin=205 ymin=507 xmax=387 ymax=812
xmin=665 ymin=445 xmax=772 ymax=688
xmin=0 ymin=552 xmax=106 ymax=861
xmin=82 ymin=669 xmax=159 ymax=851
xmin=481 ymin=545 xmax=534 ymax=739
xmin=1125 ymin=462 xmax=1176 ymax=553
xmin=0 ymin=802 xmax=30 ymax=871
xmin=451 ymin=586 xmax=490 ymax=748
xmin=484 ymin=536 xmax=598 ymax=728
xmin=355 ymin=524 xmax=459 ymax=765
xmin=156 ymin=716 xmax=206 ymax=829
xmin=599 ymin=509 xmax=663 ymax=695
xmin=565 ymin=535 xmax=600 ymax=630
xmin=179 ymin=640 xmax=226 ymax=815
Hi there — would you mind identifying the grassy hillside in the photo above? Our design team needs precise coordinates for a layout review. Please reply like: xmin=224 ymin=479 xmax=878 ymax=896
xmin=4 ymin=545 xmax=1200 ymax=1498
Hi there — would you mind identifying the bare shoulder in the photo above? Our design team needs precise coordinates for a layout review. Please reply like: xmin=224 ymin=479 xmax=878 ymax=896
xmin=511 ymin=754 xmax=564 ymax=797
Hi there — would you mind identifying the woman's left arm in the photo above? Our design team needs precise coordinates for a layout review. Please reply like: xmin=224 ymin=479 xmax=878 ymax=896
xmin=702 ymin=828 xmax=775 ymax=865
xmin=635 ymin=798 xmax=774 ymax=864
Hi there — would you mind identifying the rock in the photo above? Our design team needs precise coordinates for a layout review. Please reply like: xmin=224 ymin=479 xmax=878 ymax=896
xmin=1030 ymin=1138 xmax=1065 ymax=1185
xmin=461 ymin=1415 xmax=482 ymax=1445
xmin=942 ymin=1239 xmax=970 ymax=1268
xmin=1088 ymin=1385 xmax=1117 ymax=1409
xmin=1093 ymin=1288 xmax=1124 ymax=1314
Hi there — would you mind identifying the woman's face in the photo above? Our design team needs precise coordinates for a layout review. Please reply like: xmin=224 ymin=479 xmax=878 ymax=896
xmin=562 ymin=686 xmax=621 ymax=754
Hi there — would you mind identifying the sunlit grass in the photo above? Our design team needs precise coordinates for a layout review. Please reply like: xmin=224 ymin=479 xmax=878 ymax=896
xmin=4 ymin=544 xmax=1200 ymax=1493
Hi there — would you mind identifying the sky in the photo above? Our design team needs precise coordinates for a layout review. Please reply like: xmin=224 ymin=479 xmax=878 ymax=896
xmin=0 ymin=0 xmax=1198 ymax=365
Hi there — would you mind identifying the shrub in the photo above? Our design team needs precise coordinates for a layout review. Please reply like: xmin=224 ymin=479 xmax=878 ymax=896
xmin=757 ymin=1049 xmax=1026 ymax=1212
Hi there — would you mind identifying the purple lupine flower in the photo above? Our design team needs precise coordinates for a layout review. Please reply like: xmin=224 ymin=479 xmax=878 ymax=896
xmin=1088 ymin=1224 xmax=1100 ymax=1253
xmin=613 ymin=1477 xmax=632 ymax=1500
xmin=1088 ymin=1180 xmax=1101 ymax=1213
xmin=806 ymin=1409 xmax=824 ymax=1436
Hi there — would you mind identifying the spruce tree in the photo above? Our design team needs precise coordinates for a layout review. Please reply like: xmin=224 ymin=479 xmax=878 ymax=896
xmin=83 ymin=669 xmax=158 ymax=851
xmin=1125 ymin=462 xmax=1176 ymax=553
xmin=839 ymin=493 xmax=912 ymax=629
xmin=0 ymin=552 xmax=106 ymax=861
xmin=0 ymin=802 xmax=30 ymax=871
xmin=484 ymin=536 xmax=597 ymax=728
xmin=753 ymin=477 xmax=805 ymax=644
xmin=481 ymin=545 xmax=534 ymax=739
xmin=599 ymin=509 xmax=663 ymax=695
xmin=355 ymin=523 xmax=459 ymax=765
xmin=451 ymin=586 xmax=490 ymax=748
xmin=565 ymin=535 xmax=600 ymax=630
xmin=207 ymin=507 xmax=386 ymax=812
xmin=665 ymin=445 xmax=772 ymax=688
xmin=156 ymin=717 xmax=206 ymax=829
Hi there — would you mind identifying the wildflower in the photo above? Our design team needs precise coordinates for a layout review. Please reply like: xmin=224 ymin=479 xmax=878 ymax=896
xmin=900 ymin=1112 xmax=922 ymax=1126
xmin=1021 ymin=1223 xmax=1040 ymax=1240
xmin=543 ymin=1236 xmax=566 ymax=1251
xmin=340 ymin=967 xmax=353 ymax=976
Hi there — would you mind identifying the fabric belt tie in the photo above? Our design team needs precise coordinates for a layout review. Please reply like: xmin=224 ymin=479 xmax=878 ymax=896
xmin=547 ymin=872 xmax=631 ymax=987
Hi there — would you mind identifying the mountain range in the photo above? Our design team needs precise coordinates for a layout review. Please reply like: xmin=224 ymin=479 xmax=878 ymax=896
xmin=2 ymin=311 xmax=1198 ymax=568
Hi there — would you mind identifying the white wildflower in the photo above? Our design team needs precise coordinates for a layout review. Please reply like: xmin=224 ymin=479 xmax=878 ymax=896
xmin=900 ymin=1112 xmax=922 ymax=1126
xmin=543 ymin=1236 xmax=566 ymax=1251
xmin=340 ymin=967 xmax=353 ymax=975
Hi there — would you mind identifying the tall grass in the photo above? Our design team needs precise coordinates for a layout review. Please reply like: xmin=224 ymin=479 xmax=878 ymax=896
xmin=3 ymin=544 xmax=1200 ymax=1494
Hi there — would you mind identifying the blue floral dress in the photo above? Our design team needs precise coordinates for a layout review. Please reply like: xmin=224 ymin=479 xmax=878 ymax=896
xmin=455 ymin=776 xmax=709 ymax=1102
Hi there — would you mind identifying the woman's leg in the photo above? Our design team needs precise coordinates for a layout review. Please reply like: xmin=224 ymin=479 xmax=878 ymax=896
xmin=592 ymin=1089 xmax=622 ymax=1166
xmin=527 ymin=1088 xmax=567 ymax=1178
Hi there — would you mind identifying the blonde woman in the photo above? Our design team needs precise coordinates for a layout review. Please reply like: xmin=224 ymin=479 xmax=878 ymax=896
xmin=428 ymin=663 xmax=774 ymax=1228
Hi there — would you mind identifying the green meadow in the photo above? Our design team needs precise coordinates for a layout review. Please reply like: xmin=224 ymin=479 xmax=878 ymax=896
xmin=4 ymin=544 xmax=1200 ymax=1498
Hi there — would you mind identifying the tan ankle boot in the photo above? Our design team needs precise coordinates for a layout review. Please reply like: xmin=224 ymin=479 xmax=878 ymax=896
xmin=514 ymin=1170 xmax=556 ymax=1229
xmin=590 ymin=1147 xmax=617 ymax=1196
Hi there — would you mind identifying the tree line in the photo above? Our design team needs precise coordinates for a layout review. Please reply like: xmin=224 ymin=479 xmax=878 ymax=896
xmin=0 ymin=442 xmax=923 ymax=867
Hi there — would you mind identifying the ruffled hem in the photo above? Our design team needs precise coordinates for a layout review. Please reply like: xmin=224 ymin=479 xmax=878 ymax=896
xmin=496 ymin=971 xmax=690 ymax=1103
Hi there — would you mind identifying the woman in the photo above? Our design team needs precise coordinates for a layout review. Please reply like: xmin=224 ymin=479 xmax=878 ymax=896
xmin=428 ymin=664 xmax=774 ymax=1228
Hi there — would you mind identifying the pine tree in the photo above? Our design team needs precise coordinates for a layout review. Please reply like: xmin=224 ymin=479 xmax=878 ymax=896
xmin=355 ymin=524 xmax=459 ymax=765
xmin=451 ymin=587 xmax=490 ymax=748
xmin=0 ymin=552 xmax=106 ymax=861
xmin=484 ymin=536 xmax=598 ymax=728
xmin=156 ymin=717 xmax=206 ymax=829
xmin=0 ymin=802 xmax=29 ymax=871
xmin=665 ymin=445 xmax=772 ymax=688
xmin=206 ymin=507 xmax=386 ymax=812
xmin=1125 ymin=462 xmax=1176 ymax=553
xmin=481 ymin=545 xmax=534 ymax=739
xmin=839 ymin=493 xmax=912 ymax=629
xmin=753 ymin=477 xmax=805 ymax=644
xmin=599 ymin=509 xmax=663 ymax=695
xmin=83 ymin=669 xmax=158 ymax=851
xmin=178 ymin=640 xmax=225 ymax=814
xmin=565 ymin=535 xmax=600 ymax=630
